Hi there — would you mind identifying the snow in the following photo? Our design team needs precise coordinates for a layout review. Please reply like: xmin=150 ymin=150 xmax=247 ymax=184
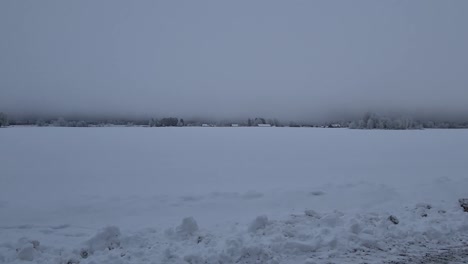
xmin=174 ymin=217 xmax=199 ymax=238
xmin=83 ymin=226 xmax=121 ymax=254
xmin=248 ymin=215 xmax=269 ymax=233
xmin=1 ymin=127 xmax=468 ymax=263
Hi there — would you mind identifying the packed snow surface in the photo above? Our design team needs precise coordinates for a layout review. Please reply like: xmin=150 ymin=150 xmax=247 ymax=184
xmin=1 ymin=127 xmax=468 ymax=263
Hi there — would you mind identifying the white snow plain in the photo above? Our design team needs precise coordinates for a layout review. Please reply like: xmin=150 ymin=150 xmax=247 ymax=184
xmin=1 ymin=127 xmax=468 ymax=263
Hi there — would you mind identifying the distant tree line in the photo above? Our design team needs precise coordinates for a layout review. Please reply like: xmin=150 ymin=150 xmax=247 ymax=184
xmin=10 ymin=117 xmax=145 ymax=127
xmin=149 ymin=117 xmax=183 ymax=127
xmin=2 ymin=112 xmax=467 ymax=129
xmin=349 ymin=113 xmax=468 ymax=130
xmin=148 ymin=117 xmax=282 ymax=127
xmin=0 ymin=112 xmax=8 ymax=127
xmin=0 ymin=113 xmax=345 ymax=128
xmin=245 ymin=118 xmax=281 ymax=127
xmin=349 ymin=113 xmax=421 ymax=130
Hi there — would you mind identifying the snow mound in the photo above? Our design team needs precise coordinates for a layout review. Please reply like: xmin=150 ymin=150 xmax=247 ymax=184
xmin=248 ymin=215 xmax=269 ymax=233
xmin=15 ymin=239 xmax=41 ymax=262
xmin=17 ymin=246 xmax=35 ymax=261
xmin=81 ymin=226 xmax=121 ymax=255
xmin=176 ymin=217 xmax=199 ymax=237
xmin=304 ymin=209 xmax=321 ymax=219
xmin=1 ymin=204 xmax=468 ymax=263
xmin=152 ymin=206 xmax=468 ymax=263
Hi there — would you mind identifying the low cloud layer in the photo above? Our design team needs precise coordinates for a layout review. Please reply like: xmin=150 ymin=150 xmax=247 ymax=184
xmin=1 ymin=1 xmax=468 ymax=121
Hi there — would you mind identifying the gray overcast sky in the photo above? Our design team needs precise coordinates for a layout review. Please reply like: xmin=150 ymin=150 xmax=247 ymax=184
xmin=1 ymin=0 xmax=468 ymax=121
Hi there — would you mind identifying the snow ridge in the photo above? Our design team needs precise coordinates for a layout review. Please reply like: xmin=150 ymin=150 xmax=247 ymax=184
xmin=1 ymin=203 xmax=467 ymax=264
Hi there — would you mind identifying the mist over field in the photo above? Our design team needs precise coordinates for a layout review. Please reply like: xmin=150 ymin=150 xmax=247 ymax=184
xmin=1 ymin=0 xmax=468 ymax=122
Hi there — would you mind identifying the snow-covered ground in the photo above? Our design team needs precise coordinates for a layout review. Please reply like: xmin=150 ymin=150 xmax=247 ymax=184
xmin=1 ymin=127 xmax=468 ymax=263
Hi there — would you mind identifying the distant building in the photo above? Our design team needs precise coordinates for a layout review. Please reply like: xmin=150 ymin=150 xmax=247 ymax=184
xmin=231 ymin=124 xmax=239 ymax=127
xmin=329 ymin=124 xmax=341 ymax=128
xmin=258 ymin=124 xmax=271 ymax=127
xmin=202 ymin=124 xmax=210 ymax=127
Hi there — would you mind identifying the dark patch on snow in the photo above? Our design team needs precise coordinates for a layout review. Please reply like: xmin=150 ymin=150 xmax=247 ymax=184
xmin=80 ymin=249 xmax=88 ymax=259
xmin=51 ymin=224 xmax=71 ymax=230
xmin=309 ymin=191 xmax=326 ymax=196
xmin=388 ymin=215 xmax=399 ymax=225
xmin=304 ymin=210 xmax=321 ymax=219
xmin=180 ymin=195 xmax=204 ymax=202
xmin=386 ymin=246 xmax=468 ymax=264
xmin=459 ymin=198 xmax=468 ymax=212
xmin=241 ymin=191 xmax=264 ymax=200
xmin=66 ymin=258 xmax=80 ymax=264
xmin=414 ymin=203 xmax=432 ymax=217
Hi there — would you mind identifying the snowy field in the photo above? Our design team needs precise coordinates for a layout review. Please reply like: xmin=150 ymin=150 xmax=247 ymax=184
xmin=1 ymin=127 xmax=468 ymax=263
